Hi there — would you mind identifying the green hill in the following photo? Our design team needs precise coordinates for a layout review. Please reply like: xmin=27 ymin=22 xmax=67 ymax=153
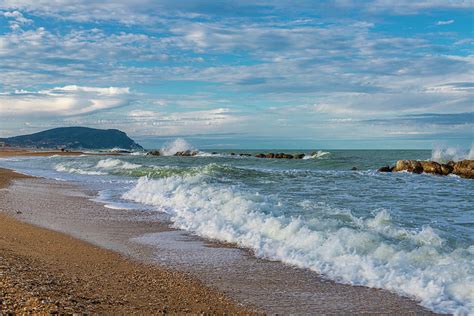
xmin=0 ymin=127 xmax=143 ymax=150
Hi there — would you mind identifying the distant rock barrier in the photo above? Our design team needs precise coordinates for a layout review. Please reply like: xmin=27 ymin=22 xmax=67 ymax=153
xmin=146 ymin=151 xmax=310 ymax=159
xmin=250 ymin=152 xmax=307 ymax=159
xmin=378 ymin=160 xmax=473 ymax=179
xmin=146 ymin=150 xmax=199 ymax=157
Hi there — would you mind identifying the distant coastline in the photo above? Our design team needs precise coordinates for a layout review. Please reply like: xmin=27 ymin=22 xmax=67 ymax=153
xmin=0 ymin=127 xmax=143 ymax=151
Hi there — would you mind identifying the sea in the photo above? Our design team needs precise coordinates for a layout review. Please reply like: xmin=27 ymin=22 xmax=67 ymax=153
xmin=1 ymin=140 xmax=473 ymax=315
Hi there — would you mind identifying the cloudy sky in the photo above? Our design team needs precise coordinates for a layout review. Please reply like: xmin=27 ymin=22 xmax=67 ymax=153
xmin=0 ymin=0 xmax=472 ymax=149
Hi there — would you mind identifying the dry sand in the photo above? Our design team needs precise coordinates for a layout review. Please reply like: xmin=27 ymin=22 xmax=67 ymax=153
xmin=0 ymin=168 xmax=254 ymax=315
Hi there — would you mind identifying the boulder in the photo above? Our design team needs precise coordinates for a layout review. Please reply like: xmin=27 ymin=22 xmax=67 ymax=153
xmin=239 ymin=153 xmax=252 ymax=157
xmin=440 ymin=163 xmax=454 ymax=176
xmin=419 ymin=161 xmax=443 ymax=175
xmin=453 ymin=160 xmax=474 ymax=179
xmin=294 ymin=154 xmax=305 ymax=159
xmin=393 ymin=160 xmax=423 ymax=174
xmin=175 ymin=150 xmax=198 ymax=157
xmin=147 ymin=150 xmax=161 ymax=156
xmin=351 ymin=167 xmax=358 ymax=171
xmin=377 ymin=165 xmax=393 ymax=172
xmin=266 ymin=153 xmax=275 ymax=158
xmin=255 ymin=153 xmax=266 ymax=158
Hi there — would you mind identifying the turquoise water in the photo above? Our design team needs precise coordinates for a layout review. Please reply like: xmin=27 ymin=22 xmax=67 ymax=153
xmin=1 ymin=148 xmax=473 ymax=314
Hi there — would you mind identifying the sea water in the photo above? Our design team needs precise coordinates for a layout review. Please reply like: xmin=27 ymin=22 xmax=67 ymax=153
xmin=1 ymin=144 xmax=473 ymax=315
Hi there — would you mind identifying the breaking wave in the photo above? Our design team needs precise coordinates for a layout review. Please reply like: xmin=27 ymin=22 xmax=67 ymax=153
xmin=303 ymin=150 xmax=330 ymax=159
xmin=55 ymin=162 xmax=107 ymax=175
xmin=54 ymin=159 xmax=267 ymax=179
xmin=95 ymin=158 xmax=141 ymax=170
xmin=122 ymin=174 xmax=474 ymax=315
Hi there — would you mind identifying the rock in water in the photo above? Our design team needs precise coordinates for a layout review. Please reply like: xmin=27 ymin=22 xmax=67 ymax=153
xmin=377 ymin=166 xmax=393 ymax=172
xmin=440 ymin=163 xmax=454 ymax=176
xmin=453 ymin=160 xmax=474 ymax=179
xmin=393 ymin=160 xmax=423 ymax=174
xmin=174 ymin=150 xmax=198 ymax=157
xmin=147 ymin=150 xmax=161 ymax=156
xmin=419 ymin=161 xmax=443 ymax=175
xmin=382 ymin=159 xmax=473 ymax=179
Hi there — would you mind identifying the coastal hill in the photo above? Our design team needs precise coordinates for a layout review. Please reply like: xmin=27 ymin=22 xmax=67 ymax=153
xmin=0 ymin=127 xmax=143 ymax=150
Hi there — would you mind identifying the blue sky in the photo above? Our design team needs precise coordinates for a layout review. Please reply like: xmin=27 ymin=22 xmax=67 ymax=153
xmin=0 ymin=0 xmax=472 ymax=149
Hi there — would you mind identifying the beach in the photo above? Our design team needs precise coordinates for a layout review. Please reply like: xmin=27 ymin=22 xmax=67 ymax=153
xmin=0 ymin=150 xmax=446 ymax=314
xmin=0 ymin=167 xmax=254 ymax=314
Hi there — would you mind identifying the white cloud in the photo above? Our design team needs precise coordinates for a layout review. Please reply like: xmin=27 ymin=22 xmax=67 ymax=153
xmin=0 ymin=85 xmax=131 ymax=116
xmin=2 ymin=10 xmax=33 ymax=30
xmin=436 ymin=20 xmax=454 ymax=25
xmin=125 ymin=108 xmax=243 ymax=136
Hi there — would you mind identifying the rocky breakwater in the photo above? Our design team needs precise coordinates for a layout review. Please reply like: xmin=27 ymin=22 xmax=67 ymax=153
xmin=147 ymin=150 xmax=309 ymax=159
xmin=378 ymin=160 xmax=474 ymax=179
xmin=255 ymin=152 xmax=306 ymax=159
xmin=147 ymin=150 xmax=199 ymax=156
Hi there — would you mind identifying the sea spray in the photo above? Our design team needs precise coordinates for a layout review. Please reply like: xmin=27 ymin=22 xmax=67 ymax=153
xmin=160 ymin=138 xmax=196 ymax=156
xmin=431 ymin=144 xmax=473 ymax=163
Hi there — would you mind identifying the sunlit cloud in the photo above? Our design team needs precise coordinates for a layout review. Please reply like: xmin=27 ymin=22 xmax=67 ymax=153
xmin=0 ymin=86 xmax=131 ymax=116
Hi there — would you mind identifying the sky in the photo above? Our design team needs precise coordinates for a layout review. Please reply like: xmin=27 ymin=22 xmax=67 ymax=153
xmin=0 ymin=0 xmax=472 ymax=149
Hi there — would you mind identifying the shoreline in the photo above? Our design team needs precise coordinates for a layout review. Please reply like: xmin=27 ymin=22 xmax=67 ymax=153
xmin=0 ymin=168 xmax=254 ymax=314
xmin=0 ymin=153 xmax=439 ymax=314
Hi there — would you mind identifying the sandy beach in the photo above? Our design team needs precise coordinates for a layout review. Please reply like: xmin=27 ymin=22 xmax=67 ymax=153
xmin=0 ymin=167 xmax=253 ymax=314
xmin=0 ymin=149 xmax=85 ymax=157
xmin=0 ymin=151 xmax=438 ymax=315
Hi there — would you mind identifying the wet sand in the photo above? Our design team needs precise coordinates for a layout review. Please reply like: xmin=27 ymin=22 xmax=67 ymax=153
xmin=0 ymin=152 xmax=438 ymax=314
xmin=0 ymin=148 xmax=85 ymax=157
xmin=0 ymin=168 xmax=254 ymax=314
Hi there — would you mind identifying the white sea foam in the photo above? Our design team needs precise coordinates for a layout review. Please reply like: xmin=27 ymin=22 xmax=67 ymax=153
xmin=431 ymin=144 xmax=474 ymax=163
xmin=130 ymin=151 xmax=146 ymax=156
xmin=160 ymin=138 xmax=196 ymax=156
xmin=123 ymin=175 xmax=474 ymax=315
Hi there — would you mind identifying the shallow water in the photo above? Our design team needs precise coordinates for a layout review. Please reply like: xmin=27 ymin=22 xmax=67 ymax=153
xmin=1 ymin=148 xmax=473 ymax=315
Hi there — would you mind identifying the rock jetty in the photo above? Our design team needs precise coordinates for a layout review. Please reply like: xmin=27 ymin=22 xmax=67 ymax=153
xmin=146 ymin=150 xmax=309 ymax=159
xmin=146 ymin=150 xmax=199 ymax=156
xmin=254 ymin=152 xmax=306 ymax=159
xmin=378 ymin=159 xmax=473 ymax=179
